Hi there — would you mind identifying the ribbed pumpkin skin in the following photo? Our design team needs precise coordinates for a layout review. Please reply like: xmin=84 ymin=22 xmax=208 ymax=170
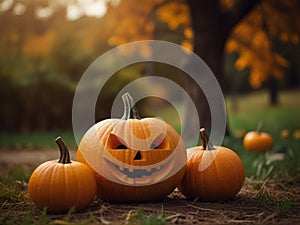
xmin=77 ymin=92 xmax=187 ymax=202
xmin=77 ymin=119 xmax=187 ymax=203
xmin=28 ymin=160 xmax=97 ymax=213
xmin=77 ymin=150 xmax=186 ymax=202
xmin=243 ymin=131 xmax=274 ymax=152
xmin=179 ymin=146 xmax=245 ymax=201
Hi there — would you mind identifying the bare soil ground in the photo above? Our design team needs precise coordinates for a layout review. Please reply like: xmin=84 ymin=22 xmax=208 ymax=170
xmin=1 ymin=149 xmax=300 ymax=224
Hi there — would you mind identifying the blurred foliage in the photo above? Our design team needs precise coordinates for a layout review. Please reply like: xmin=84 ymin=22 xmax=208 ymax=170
xmin=0 ymin=1 xmax=113 ymax=132
xmin=0 ymin=0 xmax=191 ymax=133
xmin=226 ymin=0 xmax=300 ymax=89
xmin=105 ymin=0 xmax=300 ymax=89
xmin=0 ymin=0 xmax=300 ymax=133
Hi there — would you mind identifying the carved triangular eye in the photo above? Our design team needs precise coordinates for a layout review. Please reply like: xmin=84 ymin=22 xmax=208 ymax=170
xmin=150 ymin=143 xmax=159 ymax=149
xmin=106 ymin=134 xmax=128 ymax=150
xmin=116 ymin=144 xmax=127 ymax=149
xmin=150 ymin=134 xmax=169 ymax=150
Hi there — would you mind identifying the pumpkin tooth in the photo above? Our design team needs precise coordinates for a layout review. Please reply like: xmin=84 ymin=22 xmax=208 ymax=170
xmin=146 ymin=167 xmax=152 ymax=172
xmin=156 ymin=164 xmax=161 ymax=170
xmin=119 ymin=166 xmax=124 ymax=171
xmin=128 ymin=167 xmax=134 ymax=172
xmin=127 ymin=178 xmax=134 ymax=185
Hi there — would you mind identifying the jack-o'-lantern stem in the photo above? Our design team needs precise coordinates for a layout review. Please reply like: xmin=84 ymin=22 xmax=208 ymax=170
xmin=121 ymin=92 xmax=140 ymax=120
xmin=56 ymin=137 xmax=71 ymax=164
xmin=200 ymin=128 xmax=216 ymax=150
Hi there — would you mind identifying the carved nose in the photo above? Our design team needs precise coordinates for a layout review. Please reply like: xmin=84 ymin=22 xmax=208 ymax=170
xmin=133 ymin=151 xmax=142 ymax=160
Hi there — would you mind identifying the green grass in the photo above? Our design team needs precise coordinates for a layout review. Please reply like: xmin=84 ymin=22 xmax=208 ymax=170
xmin=0 ymin=89 xmax=299 ymax=225
xmin=128 ymin=209 xmax=166 ymax=225
xmin=0 ymin=89 xmax=299 ymax=181
xmin=0 ymin=165 xmax=167 ymax=225
xmin=227 ymin=89 xmax=300 ymax=136
xmin=0 ymin=131 xmax=77 ymax=149
xmin=0 ymin=164 xmax=33 ymax=184
xmin=1 ymin=89 xmax=299 ymax=149
xmin=225 ymin=89 xmax=300 ymax=181
xmin=144 ymin=89 xmax=300 ymax=180
xmin=0 ymin=182 xmax=27 ymax=203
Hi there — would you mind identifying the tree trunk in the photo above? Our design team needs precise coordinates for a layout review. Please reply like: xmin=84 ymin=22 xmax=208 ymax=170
xmin=259 ymin=5 xmax=279 ymax=106
xmin=268 ymin=77 xmax=279 ymax=105
xmin=186 ymin=0 xmax=228 ymax=135
xmin=186 ymin=0 xmax=261 ymax=136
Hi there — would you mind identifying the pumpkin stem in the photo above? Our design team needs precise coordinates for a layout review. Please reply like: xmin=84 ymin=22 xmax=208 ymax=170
xmin=121 ymin=92 xmax=140 ymax=120
xmin=200 ymin=128 xmax=216 ymax=150
xmin=256 ymin=121 xmax=264 ymax=134
xmin=55 ymin=137 xmax=71 ymax=164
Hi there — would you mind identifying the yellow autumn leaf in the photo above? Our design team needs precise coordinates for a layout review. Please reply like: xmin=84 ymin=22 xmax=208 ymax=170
xmin=145 ymin=22 xmax=155 ymax=33
xmin=108 ymin=36 xmax=127 ymax=46
xmin=274 ymin=53 xmax=289 ymax=68
xmin=252 ymin=31 xmax=270 ymax=49
xmin=184 ymin=27 xmax=193 ymax=39
xmin=249 ymin=69 xmax=265 ymax=89
xmin=156 ymin=1 xmax=190 ymax=30
xmin=225 ymin=39 xmax=239 ymax=53
xmin=181 ymin=40 xmax=193 ymax=52
xmin=235 ymin=56 xmax=249 ymax=71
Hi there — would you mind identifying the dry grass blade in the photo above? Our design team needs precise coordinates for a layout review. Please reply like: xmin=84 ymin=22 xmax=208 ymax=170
xmin=0 ymin=176 xmax=300 ymax=224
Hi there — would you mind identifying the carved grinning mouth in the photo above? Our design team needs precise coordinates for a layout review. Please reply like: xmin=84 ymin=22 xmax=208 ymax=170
xmin=104 ymin=154 xmax=175 ymax=185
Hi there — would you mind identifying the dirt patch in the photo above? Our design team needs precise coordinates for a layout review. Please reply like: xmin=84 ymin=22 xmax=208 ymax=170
xmin=83 ymin=180 xmax=300 ymax=224
xmin=0 ymin=148 xmax=77 ymax=171
xmin=1 ymin=149 xmax=300 ymax=224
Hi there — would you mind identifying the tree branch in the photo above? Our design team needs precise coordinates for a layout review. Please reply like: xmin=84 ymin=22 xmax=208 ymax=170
xmin=222 ymin=0 xmax=262 ymax=34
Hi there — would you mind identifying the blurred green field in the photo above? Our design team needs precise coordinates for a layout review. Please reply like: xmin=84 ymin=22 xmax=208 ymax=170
xmin=227 ymin=89 xmax=300 ymax=138
xmin=0 ymin=89 xmax=299 ymax=180
xmin=226 ymin=89 xmax=300 ymax=181
xmin=0 ymin=131 xmax=77 ymax=149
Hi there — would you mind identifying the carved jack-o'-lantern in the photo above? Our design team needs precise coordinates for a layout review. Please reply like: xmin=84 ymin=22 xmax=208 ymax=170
xmin=77 ymin=93 xmax=187 ymax=202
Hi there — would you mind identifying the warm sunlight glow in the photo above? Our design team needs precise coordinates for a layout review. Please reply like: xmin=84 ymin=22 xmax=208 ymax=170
xmin=67 ymin=0 xmax=108 ymax=21
xmin=0 ymin=0 xmax=13 ymax=12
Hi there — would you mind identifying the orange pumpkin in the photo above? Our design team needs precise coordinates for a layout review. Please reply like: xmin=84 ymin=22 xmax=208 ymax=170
xmin=280 ymin=129 xmax=289 ymax=139
xmin=28 ymin=137 xmax=97 ymax=213
xmin=243 ymin=122 xmax=274 ymax=152
xmin=77 ymin=92 xmax=187 ymax=202
xmin=179 ymin=128 xmax=245 ymax=201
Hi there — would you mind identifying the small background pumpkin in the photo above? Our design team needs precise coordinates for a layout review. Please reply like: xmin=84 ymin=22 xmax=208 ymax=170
xmin=77 ymin=92 xmax=187 ymax=202
xmin=28 ymin=137 xmax=97 ymax=213
xmin=179 ymin=128 xmax=245 ymax=201
xmin=243 ymin=121 xmax=274 ymax=152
